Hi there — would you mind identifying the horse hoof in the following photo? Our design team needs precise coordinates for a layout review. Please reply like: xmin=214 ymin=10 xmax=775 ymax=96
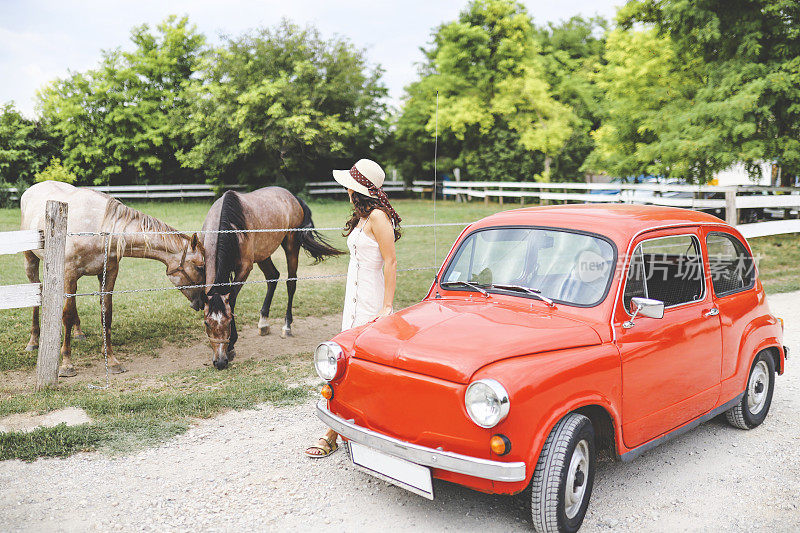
xmin=280 ymin=326 xmax=292 ymax=339
xmin=25 ymin=344 xmax=38 ymax=352
xmin=259 ymin=325 xmax=270 ymax=336
xmin=109 ymin=364 xmax=127 ymax=374
xmin=227 ymin=349 xmax=236 ymax=361
xmin=74 ymin=333 xmax=87 ymax=341
xmin=58 ymin=365 xmax=77 ymax=378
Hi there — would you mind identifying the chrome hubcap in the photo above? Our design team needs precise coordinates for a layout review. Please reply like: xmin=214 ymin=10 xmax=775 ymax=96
xmin=564 ymin=439 xmax=589 ymax=519
xmin=747 ymin=361 xmax=769 ymax=415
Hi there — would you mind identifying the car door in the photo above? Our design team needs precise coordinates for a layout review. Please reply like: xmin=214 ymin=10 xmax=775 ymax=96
xmin=614 ymin=229 xmax=723 ymax=448
xmin=705 ymin=230 xmax=759 ymax=382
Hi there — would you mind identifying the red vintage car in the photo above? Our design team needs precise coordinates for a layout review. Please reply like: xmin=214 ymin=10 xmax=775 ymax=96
xmin=313 ymin=204 xmax=786 ymax=532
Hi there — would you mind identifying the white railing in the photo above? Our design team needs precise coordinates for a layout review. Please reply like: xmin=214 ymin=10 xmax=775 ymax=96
xmin=88 ymin=184 xmax=245 ymax=199
xmin=307 ymin=180 xmax=409 ymax=195
xmin=1 ymin=183 xmax=245 ymax=202
xmin=432 ymin=180 xmax=800 ymax=232
xmin=0 ymin=201 xmax=67 ymax=389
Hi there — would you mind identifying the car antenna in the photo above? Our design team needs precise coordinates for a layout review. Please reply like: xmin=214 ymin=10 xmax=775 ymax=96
xmin=433 ymin=90 xmax=441 ymax=299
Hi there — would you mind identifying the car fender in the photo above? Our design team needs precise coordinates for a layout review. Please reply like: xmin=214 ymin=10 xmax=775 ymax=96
xmin=470 ymin=343 xmax=623 ymax=487
xmin=737 ymin=314 xmax=785 ymax=377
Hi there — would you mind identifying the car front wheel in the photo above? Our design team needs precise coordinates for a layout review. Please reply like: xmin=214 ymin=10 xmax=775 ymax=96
xmin=529 ymin=413 xmax=595 ymax=533
xmin=725 ymin=351 xmax=776 ymax=429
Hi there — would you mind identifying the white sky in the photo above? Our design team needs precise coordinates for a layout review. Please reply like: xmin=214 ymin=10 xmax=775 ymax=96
xmin=0 ymin=0 xmax=620 ymax=117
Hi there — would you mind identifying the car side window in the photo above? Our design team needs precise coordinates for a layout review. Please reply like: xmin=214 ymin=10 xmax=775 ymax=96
xmin=623 ymin=234 xmax=704 ymax=313
xmin=706 ymin=232 xmax=755 ymax=296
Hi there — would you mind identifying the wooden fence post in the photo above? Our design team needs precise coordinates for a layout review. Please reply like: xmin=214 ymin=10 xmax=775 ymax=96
xmin=36 ymin=200 xmax=67 ymax=390
xmin=725 ymin=189 xmax=738 ymax=226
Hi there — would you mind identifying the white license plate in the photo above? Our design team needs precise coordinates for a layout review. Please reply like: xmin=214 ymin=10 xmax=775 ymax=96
xmin=349 ymin=441 xmax=434 ymax=500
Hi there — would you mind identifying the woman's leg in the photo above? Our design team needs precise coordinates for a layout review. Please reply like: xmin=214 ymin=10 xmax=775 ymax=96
xmin=305 ymin=428 xmax=340 ymax=457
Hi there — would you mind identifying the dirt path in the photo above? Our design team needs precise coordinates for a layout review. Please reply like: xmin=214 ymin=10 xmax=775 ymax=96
xmin=0 ymin=315 xmax=342 ymax=392
xmin=2 ymin=293 xmax=799 ymax=532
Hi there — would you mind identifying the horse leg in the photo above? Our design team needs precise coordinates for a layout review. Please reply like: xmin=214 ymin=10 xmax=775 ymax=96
xmin=24 ymin=251 xmax=41 ymax=351
xmin=281 ymin=235 xmax=300 ymax=338
xmin=98 ymin=265 xmax=125 ymax=374
xmin=227 ymin=285 xmax=242 ymax=361
xmin=59 ymin=276 xmax=79 ymax=377
xmin=256 ymin=258 xmax=280 ymax=336
xmin=73 ymin=314 xmax=86 ymax=341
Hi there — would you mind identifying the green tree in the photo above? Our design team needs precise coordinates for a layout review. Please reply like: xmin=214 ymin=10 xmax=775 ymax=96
xmin=535 ymin=16 xmax=608 ymax=180
xmin=0 ymin=102 xmax=58 ymax=184
xmin=391 ymin=0 xmax=576 ymax=182
xmin=38 ymin=16 xmax=207 ymax=185
xmin=178 ymin=20 xmax=388 ymax=190
xmin=594 ymin=0 xmax=800 ymax=184
xmin=34 ymin=157 xmax=77 ymax=184
xmin=584 ymin=28 xmax=706 ymax=180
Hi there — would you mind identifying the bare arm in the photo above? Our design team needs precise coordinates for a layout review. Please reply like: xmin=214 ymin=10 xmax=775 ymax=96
xmin=367 ymin=209 xmax=397 ymax=317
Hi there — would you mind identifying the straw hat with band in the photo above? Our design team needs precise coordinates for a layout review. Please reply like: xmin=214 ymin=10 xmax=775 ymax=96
xmin=332 ymin=159 xmax=402 ymax=226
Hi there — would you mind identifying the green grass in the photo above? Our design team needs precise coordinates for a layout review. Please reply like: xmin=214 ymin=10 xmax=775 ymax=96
xmin=0 ymin=198 xmax=797 ymax=373
xmin=0 ymin=198 xmax=505 ymax=372
xmin=1 ymin=197 xmax=798 ymax=461
xmin=0 ymin=356 xmax=312 ymax=461
xmin=749 ymin=234 xmax=800 ymax=293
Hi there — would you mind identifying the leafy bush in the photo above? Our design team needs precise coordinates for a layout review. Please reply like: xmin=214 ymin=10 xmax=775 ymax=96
xmin=34 ymin=158 xmax=77 ymax=184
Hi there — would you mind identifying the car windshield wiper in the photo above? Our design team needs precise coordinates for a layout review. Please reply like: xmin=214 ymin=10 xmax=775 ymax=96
xmin=440 ymin=280 xmax=489 ymax=297
xmin=490 ymin=284 xmax=555 ymax=307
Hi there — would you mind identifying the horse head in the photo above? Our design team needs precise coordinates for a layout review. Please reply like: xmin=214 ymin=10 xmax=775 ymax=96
xmin=167 ymin=233 xmax=206 ymax=311
xmin=204 ymin=291 xmax=233 ymax=369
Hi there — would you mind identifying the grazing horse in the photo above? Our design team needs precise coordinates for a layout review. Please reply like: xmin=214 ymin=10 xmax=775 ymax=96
xmin=202 ymin=187 xmax=341 ymax=369
xmin=20 ymin=181 xmax=206 ymax=377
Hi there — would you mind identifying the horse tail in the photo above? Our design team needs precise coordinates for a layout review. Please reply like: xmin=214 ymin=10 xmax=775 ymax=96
xmin=212 ymin=191 xmax=247 ymax=294
xmin=293 ymin=195 xmax=343 ymax=263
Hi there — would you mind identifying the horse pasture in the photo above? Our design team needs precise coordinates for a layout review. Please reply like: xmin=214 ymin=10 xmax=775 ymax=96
xmin=0 ymin=198 xmax=798 ymax=460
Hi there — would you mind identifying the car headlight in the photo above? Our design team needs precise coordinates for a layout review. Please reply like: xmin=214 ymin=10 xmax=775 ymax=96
xmin=465 ymin=379 xmax=510 ymax=428
xmin=314 ymin=342 xmax=344 ymax=381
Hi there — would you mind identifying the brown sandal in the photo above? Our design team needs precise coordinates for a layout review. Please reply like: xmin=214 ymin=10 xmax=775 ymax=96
xmin=305 ymin=436 xmax=338 ymax=458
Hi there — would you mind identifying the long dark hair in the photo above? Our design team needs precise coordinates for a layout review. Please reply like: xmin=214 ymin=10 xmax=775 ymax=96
xmin=344 ymin=191 xmax=401 ymax=241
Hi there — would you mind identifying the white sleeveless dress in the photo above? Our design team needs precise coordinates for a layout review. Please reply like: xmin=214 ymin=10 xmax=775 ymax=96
xmin=341 ymin=222 xmax=385 ymax=331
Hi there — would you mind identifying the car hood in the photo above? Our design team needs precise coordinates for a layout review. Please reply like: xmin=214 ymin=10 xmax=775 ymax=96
xmin=351 ymin=299 xmax=603 ymax=384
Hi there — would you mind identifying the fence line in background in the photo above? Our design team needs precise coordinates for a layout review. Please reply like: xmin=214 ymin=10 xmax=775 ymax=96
xmin=1 ymin=183 xmax=247 ymax=202
xmin=66 ymin=221 xmax=472 ymax=237
xmin=0 ymin=201 xmax=67 ymax=389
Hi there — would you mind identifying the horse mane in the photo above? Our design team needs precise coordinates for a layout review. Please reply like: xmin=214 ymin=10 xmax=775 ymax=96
xmin=210 ymin=191 xmax=246 ymax=295
xmin=102 ymin=198 xmax=187 ymax=256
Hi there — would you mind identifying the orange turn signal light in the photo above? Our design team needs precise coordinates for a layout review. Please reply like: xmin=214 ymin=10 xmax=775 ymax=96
xmin=321 ymin=383 xmax=333 ymax=400
xmin=490 ymin=434 xmax=511 ymax=456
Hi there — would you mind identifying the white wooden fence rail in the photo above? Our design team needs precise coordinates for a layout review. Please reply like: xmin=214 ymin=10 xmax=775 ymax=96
xmin=1 ymin=183 xmax=245 ymax=201
xmin=0 ymin=201 xmax=67 ymax=389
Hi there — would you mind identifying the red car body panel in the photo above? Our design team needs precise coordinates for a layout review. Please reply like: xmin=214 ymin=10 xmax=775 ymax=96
xmin=324 ymin=205 xmax=786 ymax=495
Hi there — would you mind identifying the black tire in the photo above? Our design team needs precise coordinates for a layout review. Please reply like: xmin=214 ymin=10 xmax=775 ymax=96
xmin=725 ymin=351 xmax=775 ymax=429
xmin=529 ymin=413 xmax=595 ymax=533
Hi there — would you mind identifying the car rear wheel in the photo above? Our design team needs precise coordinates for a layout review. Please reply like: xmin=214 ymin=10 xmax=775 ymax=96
xmin=529 ymin=413 xmax=595 ymax=533
xmin=725 ymin=351 xmax=775 ymax=429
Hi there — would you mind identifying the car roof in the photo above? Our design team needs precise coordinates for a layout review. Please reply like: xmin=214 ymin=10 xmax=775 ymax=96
xmin=469 ymin=204 xmax=728 ymax=245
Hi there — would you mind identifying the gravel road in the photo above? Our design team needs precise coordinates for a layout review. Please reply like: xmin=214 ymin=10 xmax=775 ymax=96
xmin=2 ymin=291 xmax=799 ymax=532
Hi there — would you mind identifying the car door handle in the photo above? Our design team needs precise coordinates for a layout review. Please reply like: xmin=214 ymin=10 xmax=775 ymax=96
xmin=704 ymin=307 xmax=719 ymax=317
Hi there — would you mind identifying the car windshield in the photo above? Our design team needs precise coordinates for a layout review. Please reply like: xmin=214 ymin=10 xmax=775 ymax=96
xmin=441 ymin=227 xmax=616 ymax=306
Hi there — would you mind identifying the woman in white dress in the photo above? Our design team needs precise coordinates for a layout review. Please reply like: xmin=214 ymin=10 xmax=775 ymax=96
xmin=305 ymin=158 xmax=401 ymax=458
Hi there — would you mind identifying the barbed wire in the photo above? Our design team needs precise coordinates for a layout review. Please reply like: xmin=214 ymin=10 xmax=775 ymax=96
xmin=64 ymin=266 xmax=439 ymax=298
xmin=67 ymin=222 xmax=472 ymax=237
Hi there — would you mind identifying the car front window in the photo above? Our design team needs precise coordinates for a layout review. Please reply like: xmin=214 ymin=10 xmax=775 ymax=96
xmin=442 ymin=227 xmax=616 ymax=306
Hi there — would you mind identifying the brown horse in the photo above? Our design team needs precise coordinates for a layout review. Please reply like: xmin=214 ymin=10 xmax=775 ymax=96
xmin=202 ymin=187 xmax=341 ymax=369
xmin=20 ymin=181 xmax=206 ymax=377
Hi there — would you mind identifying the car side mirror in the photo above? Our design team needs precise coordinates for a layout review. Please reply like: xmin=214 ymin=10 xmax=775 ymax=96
xmin=623 ymin=297 xmax=665 ymax=329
